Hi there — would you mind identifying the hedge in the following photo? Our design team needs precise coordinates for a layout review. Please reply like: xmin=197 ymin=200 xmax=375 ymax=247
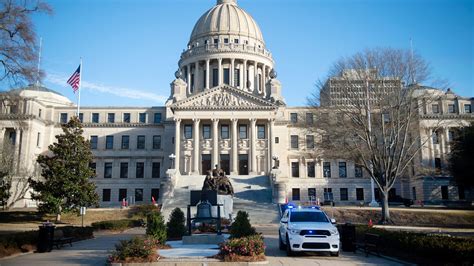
xmin=356 ymin=225 xmax=474 ymax=264
xmin=91 ymin=219 xmax=142 ymax=231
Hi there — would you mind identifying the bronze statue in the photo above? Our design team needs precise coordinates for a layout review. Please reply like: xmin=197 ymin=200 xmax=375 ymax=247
xmin=202 ymin=168 xmax=234 ymax=196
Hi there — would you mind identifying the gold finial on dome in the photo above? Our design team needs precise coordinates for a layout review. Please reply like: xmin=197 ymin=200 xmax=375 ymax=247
xmin=217 ymin=0 xmax=237 ymax=5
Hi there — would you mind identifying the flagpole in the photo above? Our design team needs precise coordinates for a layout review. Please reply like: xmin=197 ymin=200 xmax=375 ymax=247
xmin=77 ymin=58 xmax=82 ymax=117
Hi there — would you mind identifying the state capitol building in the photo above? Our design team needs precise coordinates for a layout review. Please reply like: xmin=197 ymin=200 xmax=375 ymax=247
xmin=1 ymin=0 xmax=473 ymax=211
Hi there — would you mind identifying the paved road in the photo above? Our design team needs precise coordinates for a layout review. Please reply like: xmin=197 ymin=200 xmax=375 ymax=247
xmin=0 ymin=228 xmax=143 ymax=266
xmin=257 ymin=225 xmax=408 ymax=266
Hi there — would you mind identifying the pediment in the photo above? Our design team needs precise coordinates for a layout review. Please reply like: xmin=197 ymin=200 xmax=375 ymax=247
xmin=171 ymin=85 xmax=277 ymax=111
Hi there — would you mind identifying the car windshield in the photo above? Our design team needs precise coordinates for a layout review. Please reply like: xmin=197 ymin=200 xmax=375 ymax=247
xmin=290 ymin=211 xmax=329 ymax=223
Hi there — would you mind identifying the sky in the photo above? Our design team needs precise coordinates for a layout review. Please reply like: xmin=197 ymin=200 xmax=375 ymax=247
xmin=9 ymin=0 xmax=474 ymax=107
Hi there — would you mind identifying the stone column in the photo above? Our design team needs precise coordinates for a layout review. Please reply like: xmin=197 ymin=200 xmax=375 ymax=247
xmin=195 ymin=61 xmax=199 ymax=93
xmin=231 ymin=118 xmax=238 ymax=175
xmin=218 ymin=58 xmax=222 ymax=86
xmin=212 ymin=118 xmax=219 ymax=168
xmin=193 ymin=118 xmax=200 ymax=174
xmin=186 ymin=65 xmax=191 ymax=94
xmin=175 ymin=119 xmax=181 ymax=173
xmin=230 ymin=58 xmax=235 ymax=87
xmin=445 ymin=128 xmax=451 ymax=154
xmin=440 ymin=127 xmax=446 ymax=162
xmin=205 ymin=59 xmax=210 ymax=90
xmin=268 ymin=119 xmax=275 ymax=173
xmin=250 ymin=118 xmax=257 ymax=173
xmin=243 ymin=60 xmax=247 ymax=91
xmin=428 ymin=128 xmax=434 ymax=167
xmin=253 ymin=61 xmax=258 ymax=92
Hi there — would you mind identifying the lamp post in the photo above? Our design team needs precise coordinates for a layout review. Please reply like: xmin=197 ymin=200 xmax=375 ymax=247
xmin=366 ymin=78 xmax=379 ymax=207
xmin=169 ymin=153 xmax=176 ymax=169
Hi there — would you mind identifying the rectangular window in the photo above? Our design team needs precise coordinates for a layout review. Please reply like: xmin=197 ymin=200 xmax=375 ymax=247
xmin=307 ymin=162 xmax=315 ymax=178
xmin=458 ymin=186 xmax=465 ymax=200
xmin=356 ymin=188 xmax=364 ymax=201
xmin=106 ymin=136 xmax=114 ymax=149
xmin=121 ymin=135 xmax=130 ymax=149
xmin=184 ymin=125 xmax=193 ymax=139
xmin=308 ymin=188 xmax=316 ymax=201
xmin=432 ymin=131 xmax=439 ymax=144
xmin=152 ymin=162 xmax=160 ymax=178
xmin=306 ymin=135 xmax=314 ymax=149
xmin=120 ymin=162 xmax=128 ymax=179
xmin=432 ymin=104 xmax=439 ymax=114
xmin=323 ymin=162 xmax=331 ymax=178
xmin=290 ymin=113 xmax=298 ymax=124
xmin=412 ymin=187 xmax=417 ymax=200
xmin=435 ymin=157 xmax=441 ymax=171
xmin=221 ymin=125 xmax=229 ymax=139
xmin=339 ymin=162 xmax=347 ymax=178
xmin=60 ymin=113 xmax=68 ymax=124
xmin=104 ymin=162 xmax=112 ymax=179
xmin=441 ymin=185 xmax=448 ymax=200
xmin=212 ymin=69 xmax=218 ymax=87
xmin=448 ymin=104 xmax=456 ymax=113
xmin=223 ymin=68 xmax=230 ymax=85
xmin=239 ymin=125 xmax=248 ymax=139
xmin=136 ymin=162 xmax=144 ymax=178
xmin=153 ymin=135 xmax=161 ymax=149
xmin=154 ymin=113 xmax=162 ymax=123
xmin=234 ymin=38 xmax=239 ymax=44
xmin=118 ymin=189 xmax=127 ymax=201
xmin=257 ymin=125 xmax=265 ymax=139
xmin=90 ymin=136 xmax=98 ymax=149
xmin=290 ymin=135 xmax=298 ymax=149
xmin=355 ymin=165 xmax=363 ymax=178
xmin=108 ymin=113 xmax=115 ymax=123
xmin=90 ymin=162 xmax=96 ymax=178
xmin=92 ymin=113 xmax=99 ymax=123
xmin=151 ymin=188 xmax=160 ymax=201
xmin=464 ymin=104 xmax=472 ymax=113
xmin=36 ymin=132 xmax=41 ymax=147
xmin=38 ymin=108 xmax=42 ymax=118
xmin=214 ymin=38 xmax=218 ymax=44
xmin=324 ymin=188 xmax=333 ymax=202
xmin=224 ymin=38 xmax=229 ymax=43
xmin=137 ymin=135 xmax=145 ymax=149
xmin=234 ymin=69 xmax=240 ymax=87
xmin=102 ymin=189 xmax=111 ymax=202
xmin=291 ymin=162 xmax=299 ymax=177
xmin=123 ymin=113 xmax=131 ymax=123
xmin=135 ymin=189 xmax=143 ymax=202
xmin=203 ymin=125 xmax=211 ymax=139
xmin=306 ymin=113 xmax=313 ymax=125
xmin=78 ymin=113 xmax=83 ymax=123
xmin=340 ymin=188 xmax=348 ymax=201
xmin=292 ymin=188 xmax=300 ymax=201
xmin=139 ymin=113 xmax=146 ymax=123
xmin=275 ymin=137 xmax=279 ymax=144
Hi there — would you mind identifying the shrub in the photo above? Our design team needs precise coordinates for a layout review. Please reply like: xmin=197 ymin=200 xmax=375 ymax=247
xmin=60 ymin=226 xmax=94 ymax=240
xmin=128 ymin=204 xmax=160 ymax=219
xmin=0 ymin=231 xmax=38 ymax=258
xmin=218 ymin=235 xmax=265 ymax=262
xmin=91 ymin=219 xmax=141 ymax=231
xmin=356 ymin=225 xmax=474 ymax=264
xmin=108 ymin=236 xmax=158 ymax=263
xmin=146 ymin=212 xmax=167 ymax=244
xmin=166 ymin=208 xmax=187 ymax=239
xmin=229 ymin=211 xmax=256 ymax=238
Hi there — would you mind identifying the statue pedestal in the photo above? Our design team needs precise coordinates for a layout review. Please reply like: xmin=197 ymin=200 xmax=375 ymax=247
xmin=211 ymin=195 xmax=233 ymax=220
xmin=182 ymin=234 xmax=226 ymax=245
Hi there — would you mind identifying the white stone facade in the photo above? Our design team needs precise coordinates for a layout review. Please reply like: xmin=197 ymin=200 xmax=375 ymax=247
xmin=1 ymin=0 xmax=472 ymax=208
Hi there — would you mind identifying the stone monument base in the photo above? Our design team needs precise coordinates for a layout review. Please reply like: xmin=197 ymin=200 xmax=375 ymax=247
xmin=182 ymin=234 xmax=225 ymax=245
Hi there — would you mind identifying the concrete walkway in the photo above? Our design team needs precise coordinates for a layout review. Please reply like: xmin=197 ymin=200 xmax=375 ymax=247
xmin=0 ymin=228 xmax=144 ymax=266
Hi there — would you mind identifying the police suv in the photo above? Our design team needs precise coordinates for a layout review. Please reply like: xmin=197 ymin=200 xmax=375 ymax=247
xmin=279 ymin=206 xmax=340 ymax=256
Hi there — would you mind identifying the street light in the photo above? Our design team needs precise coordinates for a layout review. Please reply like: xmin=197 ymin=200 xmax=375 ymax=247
xmin=169 ymin=153 xmax=176 ymax=169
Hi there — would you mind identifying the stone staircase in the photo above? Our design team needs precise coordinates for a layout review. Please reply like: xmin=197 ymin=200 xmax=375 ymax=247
xmin=161 ymin=174 xmax=279 ymax=225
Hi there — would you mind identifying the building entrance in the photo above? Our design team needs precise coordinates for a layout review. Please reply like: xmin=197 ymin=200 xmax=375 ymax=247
xmin=239 ymin=154 xmax=249 ymax=175
xmin=201 ymin=154 xmax=211 ymax=175
xmin=220 ymin=154 xmax=230 ymax=175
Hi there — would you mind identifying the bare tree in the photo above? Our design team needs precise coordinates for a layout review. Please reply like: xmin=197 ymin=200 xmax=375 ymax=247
xmin=0 ymin=0 xmax=52 ymax=86
xmin=308 ymin=47 xmax=446 ymax=223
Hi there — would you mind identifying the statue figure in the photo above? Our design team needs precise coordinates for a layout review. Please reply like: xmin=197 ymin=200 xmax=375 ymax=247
xmin=201 ymin=168 xmax=234 ymax=196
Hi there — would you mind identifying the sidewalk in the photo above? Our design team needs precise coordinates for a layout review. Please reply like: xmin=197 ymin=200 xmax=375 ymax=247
xmin=0 ymin=228 xmax=144 ymax=266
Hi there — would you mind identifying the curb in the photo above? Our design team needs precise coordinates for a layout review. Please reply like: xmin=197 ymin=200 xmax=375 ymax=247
xmin=110 ymin=260 xmax=269 ymax=266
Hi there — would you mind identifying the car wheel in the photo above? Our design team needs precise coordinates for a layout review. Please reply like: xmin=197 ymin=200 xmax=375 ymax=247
xmin=330 ymin=251 xmax=339 ymax=257
xmin=286 ymin=235 xmax=294 ymax=256
xmin=279 ymin=234 xmax=286 ymax=250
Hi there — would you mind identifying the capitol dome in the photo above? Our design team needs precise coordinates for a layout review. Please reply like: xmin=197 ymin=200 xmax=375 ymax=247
xmin=189 ymin=0 xmax=265 ymax=47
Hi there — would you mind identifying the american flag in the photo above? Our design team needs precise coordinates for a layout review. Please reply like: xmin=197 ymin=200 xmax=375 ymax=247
xmin=67 ymin=65 xmax=81 ymax=93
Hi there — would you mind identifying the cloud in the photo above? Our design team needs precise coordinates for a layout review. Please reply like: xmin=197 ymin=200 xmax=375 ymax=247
xmin=46 ymin=73 xmax=168 ymax=104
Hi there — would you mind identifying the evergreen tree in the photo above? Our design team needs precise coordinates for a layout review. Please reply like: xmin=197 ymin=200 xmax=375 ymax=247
xmin=166 ymin=207 xmax=187 ymax=239
xmin=230 ymin=211 xmax=256 ymax=238
xmin=29 ymin=116 xmax=98 ymax=221
xmin=146 ymin=211 xmax=167 ymax=244
xmin=449 ymin=123 xmax=474 ymax=188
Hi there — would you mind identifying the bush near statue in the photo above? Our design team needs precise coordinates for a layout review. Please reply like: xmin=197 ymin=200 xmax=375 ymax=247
xmin=202 ymin=168 xmax=234 ymax=196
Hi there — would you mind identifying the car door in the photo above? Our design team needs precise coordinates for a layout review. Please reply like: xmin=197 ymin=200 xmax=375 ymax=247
xmin=279 ymin=210 xmax=289 ymax=241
